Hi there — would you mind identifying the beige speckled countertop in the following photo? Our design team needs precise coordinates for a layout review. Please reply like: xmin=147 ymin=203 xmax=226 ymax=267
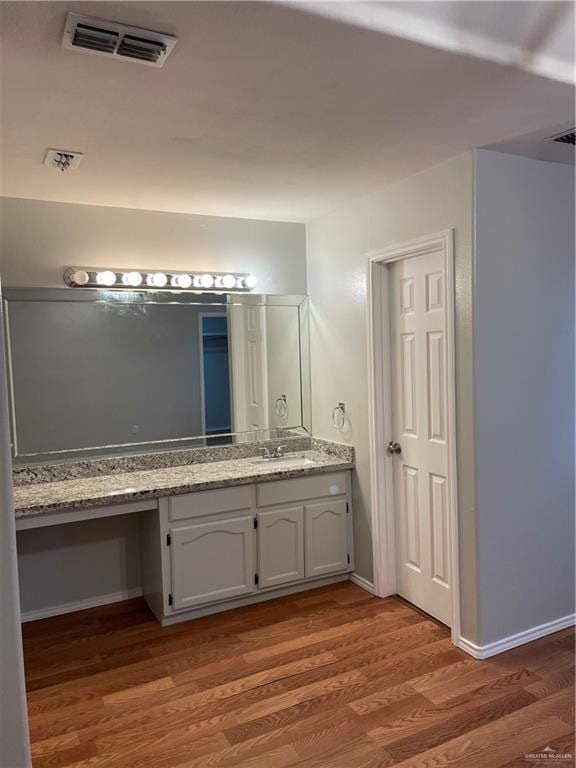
xmin=13 ymin=450 xmax=354 ymax=519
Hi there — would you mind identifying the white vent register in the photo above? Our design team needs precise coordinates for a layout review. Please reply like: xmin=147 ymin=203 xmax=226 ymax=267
xmin=62 ymin=13 xmax=177 ymax=67
xmin=44 ymin=149 xmax=84 ymax=172
xmin=546 ymin=129 xmax=575 ymax=146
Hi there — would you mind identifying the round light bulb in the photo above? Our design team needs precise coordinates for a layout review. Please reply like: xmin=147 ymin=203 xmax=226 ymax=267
xmin=148 ymin=272 xmax=167 ymax=288
xmin=245 ymin=275 xmax=258 ymax=289
xmin=175 ymin=274 xmax=192 ymax=289
xmin=96 ymin=270 xmax=117 ymax=287
xmin=122 ymin=271 xmax=142 ymax=287
xmin=222 ymin=274 xmax=236 ymax=289
xmin=71 ymin=269 xmax=90 ymax=286
xmin=199 ymin=273 xmax=214 ymax=289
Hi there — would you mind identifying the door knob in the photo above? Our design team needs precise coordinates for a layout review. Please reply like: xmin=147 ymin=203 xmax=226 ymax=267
xmin=387 ymin=441 xmax=402 ymax=456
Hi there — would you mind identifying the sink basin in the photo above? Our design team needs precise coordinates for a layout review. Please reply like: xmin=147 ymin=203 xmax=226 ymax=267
xmin=249 ymin=455 xmax=317 ymax=469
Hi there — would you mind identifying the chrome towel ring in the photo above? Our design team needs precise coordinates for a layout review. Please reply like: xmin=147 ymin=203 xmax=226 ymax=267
xmin=332 ymin=402 xmax=346 ymax=430
xmin=275 ymin=394 xmax=288 ymax=419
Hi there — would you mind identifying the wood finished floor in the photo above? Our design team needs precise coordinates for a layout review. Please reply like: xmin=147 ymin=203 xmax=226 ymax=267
xmin=23 ymin=583 xmax=575 ymax=768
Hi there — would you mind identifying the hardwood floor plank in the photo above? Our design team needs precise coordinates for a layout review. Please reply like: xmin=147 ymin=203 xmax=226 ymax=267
xmin=350 ymin=657 xmax=477 ymax=715
xmin=31 ymin=733 xmax=80 ymax=758
xmin=101 ymin=676 xmax=176 ymax=704
xmin=524 ymin=657 xmax=575 ymax=700
xmin=96 ymin=730 xmax=230 ymax=768
xmin=290 ymin=734 xmax=394 ymax=768
xmin=33 ymin=741 xmax=98 ymax=768
xmin=420 ymin=666 xmax=540 ymax=705
xmin=381 ymin=689 xmax=537 ymax=763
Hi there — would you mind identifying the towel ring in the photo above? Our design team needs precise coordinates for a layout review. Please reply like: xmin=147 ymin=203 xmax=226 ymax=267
xmin=332 ymin=402 xmax=346 ymax=430
xmin=275 ymin=394 xmax=288 ymax=419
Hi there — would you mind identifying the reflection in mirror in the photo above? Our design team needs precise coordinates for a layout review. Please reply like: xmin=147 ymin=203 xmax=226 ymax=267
xmin=4 ymin=290 xmax=310 ymax=463
xmin=229 ymin=302 xmax=302 ymax=437
xmin=200 ymin=314 xmax=232 ymax=440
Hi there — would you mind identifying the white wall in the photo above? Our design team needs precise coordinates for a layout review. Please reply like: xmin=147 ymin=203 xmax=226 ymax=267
xmin=1 ymin=198 xmax=307 ymax=619
xmin=306 ymin=154 xmax=477 ymax=637
xmin=474 ymin=150 xmax=575 ymax=645
xmin=0 ymin=287 xmax=31 ymax=768
xmin=0 ymin=197 xmax=306 ymax=293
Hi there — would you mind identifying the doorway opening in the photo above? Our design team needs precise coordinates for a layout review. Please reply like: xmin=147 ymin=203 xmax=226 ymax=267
xmin=199 ymin=312 xmax=232 ymax=444
xmin=367 ymin=230 xmax=460 ymax=640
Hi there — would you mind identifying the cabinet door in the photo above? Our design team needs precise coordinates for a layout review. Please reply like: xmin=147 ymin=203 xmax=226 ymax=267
xmin=305 ymin=499 xmax=349 ymax=578
xmin=170 ymin=515 xmax=254 ymax=610
xmin=257 ymin=506 xmax=304 ymax=589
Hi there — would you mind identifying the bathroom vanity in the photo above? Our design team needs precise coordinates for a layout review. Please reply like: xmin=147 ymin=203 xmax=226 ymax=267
xmin=143 ymin=465 xmax=353 ymax=624
xmin=14 ymin=447 xmax=354 ymax=624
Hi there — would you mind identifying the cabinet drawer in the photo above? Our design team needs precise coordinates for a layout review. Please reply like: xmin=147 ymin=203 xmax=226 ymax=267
xmin=256 ymin=472 xmax=347 ymax=507
xmin=169 ymin=485 xmax=252 ymax=522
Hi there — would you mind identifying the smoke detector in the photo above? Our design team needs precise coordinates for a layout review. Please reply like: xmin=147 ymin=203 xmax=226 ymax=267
xmin=62 ymin=13 xmax=177 ymax=68
xmin=44 ymin=149 xmax=84 ymax=172
xmin=546 ymin=129 xmax=575 ymax=146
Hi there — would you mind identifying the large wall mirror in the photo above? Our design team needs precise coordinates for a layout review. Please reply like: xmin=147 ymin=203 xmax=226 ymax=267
xmin=4 ymin=289 xmax=311 ymax=464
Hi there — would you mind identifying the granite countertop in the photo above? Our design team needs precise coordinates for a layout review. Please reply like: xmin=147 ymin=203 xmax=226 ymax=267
xmin=13 ymin=450 xmax=354 ymax=519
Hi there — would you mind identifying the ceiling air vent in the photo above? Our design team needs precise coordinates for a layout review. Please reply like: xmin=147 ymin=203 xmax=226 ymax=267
xmin=62 ymin=13 xmax=176 ymax=68
xmin=44 ymin=149 xmax=84 ymax=172
xmin=547 ymin=129 xmax=575 ymax=146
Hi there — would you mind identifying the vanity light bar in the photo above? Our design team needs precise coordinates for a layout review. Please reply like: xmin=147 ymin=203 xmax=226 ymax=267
xmin=64 ymin=268 xmax=258 ymax=292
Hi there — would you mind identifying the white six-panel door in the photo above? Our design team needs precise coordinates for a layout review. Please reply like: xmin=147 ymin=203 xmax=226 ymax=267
xmin=389 ymin=250 xmax=451 ymax=625
xmin=229 ymin=305 xmax=268 ymax=434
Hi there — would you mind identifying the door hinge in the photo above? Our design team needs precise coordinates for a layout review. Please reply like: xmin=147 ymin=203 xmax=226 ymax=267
xmin=253 ymin=518 xmax=258 ymax=530
xmin=168 ymin=593 xmax=173 ymax=606
xmin=166 ymin=533 xmax=171 ymax=546
xmin=255 ymin=573 xmax=259 ymax=585
xmin=346 ymin=502 xmax=349 ymax=513
xmin=347 ymin=553 xmax=350 ymax=565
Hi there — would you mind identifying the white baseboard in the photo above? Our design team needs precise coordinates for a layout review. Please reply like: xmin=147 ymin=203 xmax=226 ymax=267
xmin=457 ymin=613 xmax=576 ymax=659
xmin=350 ymin=573 xmax=377 ymax=595
xmin=21 ymin=587 xmax=144 ymax=623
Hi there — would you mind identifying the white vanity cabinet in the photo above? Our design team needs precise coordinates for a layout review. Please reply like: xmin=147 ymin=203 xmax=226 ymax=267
xmin=141 ymin=470 xmax=353 ymax=624
xmin=305 ymin=499 xmax=350 ymax=577
xmin=257 ymin=506 xmax=305 ymax=589
xmin=169 ymin=515 xmax=255 ymax=610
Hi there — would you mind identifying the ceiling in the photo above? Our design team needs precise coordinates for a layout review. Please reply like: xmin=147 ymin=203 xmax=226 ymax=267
xmin=286 ymin=1 xmax=575 ymax=84
xmin=0 ymin=1 xmax=574 ymax=222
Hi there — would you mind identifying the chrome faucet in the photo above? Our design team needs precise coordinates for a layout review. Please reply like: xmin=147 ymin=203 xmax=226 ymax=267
xmin=261 ymin=444 xmax=287 ymax=460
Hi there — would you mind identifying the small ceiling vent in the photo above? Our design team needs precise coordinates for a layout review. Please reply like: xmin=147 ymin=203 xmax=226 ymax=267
xmin=547 ymin=129 xmax=575 ymax=146
xmin=62 ymin=13 xmax=176 ymax=68
xmin=44 ymin=149 xmax=84 ymax=172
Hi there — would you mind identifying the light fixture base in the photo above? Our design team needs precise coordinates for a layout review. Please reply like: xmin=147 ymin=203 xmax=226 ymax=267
xmin=64 ymin=267 xmax=258 ymax=293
